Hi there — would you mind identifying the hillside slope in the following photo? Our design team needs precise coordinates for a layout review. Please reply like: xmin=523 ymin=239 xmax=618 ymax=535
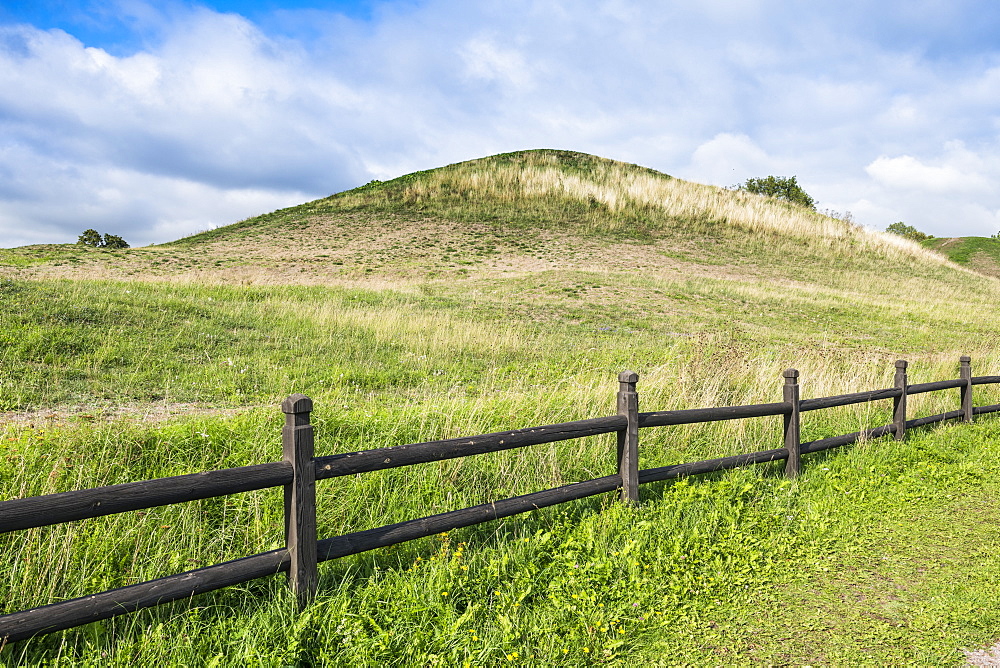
xmin=924 ymin=236 xmax=1000 ymax=278
xmin=0 ymin=150 xmax=959 ymax=290
xmin=3 ymin=151 xmax=1000 ymax=664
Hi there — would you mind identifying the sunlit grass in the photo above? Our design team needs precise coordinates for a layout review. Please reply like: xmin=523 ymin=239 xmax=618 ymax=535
xmin=2 ymin=270 xmax=998 ymax=665
xmin=2 ymin=148 xmax=999 ymax=664
xmin=3 ymin=414 xmax=999 ymax=665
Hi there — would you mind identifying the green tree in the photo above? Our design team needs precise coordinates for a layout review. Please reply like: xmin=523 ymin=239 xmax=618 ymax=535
xmin=76 ymin=229 xmax=130 ymax=249
xmin=77 ymin=229 xmax=103 ymax=247
xmin=886 ymin=222 xmax=932 ymax=242
xmin=739 ymin=176 xmax=816 ymax=210
xmin=102 ymin=233 xmax=130 ymax=249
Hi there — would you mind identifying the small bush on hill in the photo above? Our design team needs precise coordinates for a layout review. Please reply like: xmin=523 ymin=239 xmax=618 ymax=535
xmin=102 ymin=233 xmax=130 ymax=249
xmin=77 ymin=229 xmax=102 ymax=247
xmin=886 ymin=222 xmax=932 ymax=242
xmin=738 ymin=175 xmax=816 ymax=210
xmin=819 ymin=208 xmax=855 ymax=224
xmin=77 ymin=229 xmax=130 ymax=249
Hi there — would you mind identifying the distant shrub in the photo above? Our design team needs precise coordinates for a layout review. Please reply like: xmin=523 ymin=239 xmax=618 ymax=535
xmin=738 ymin=176 xmax=815 ymax=210
xmin=102 ymin=233 xmax=130 ymax=249
xmin=77 ymin=229 xmax=103 ymax=247
xmin=886 ymin=222 xmax=932 ymax=242
xmin=76 ymin=229 xmax=130 ymax=249
xmin=819 ymin=209 xmax=855 ymax=224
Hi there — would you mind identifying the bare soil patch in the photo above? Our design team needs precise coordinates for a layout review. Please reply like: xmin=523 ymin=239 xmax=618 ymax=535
xmin=0 ymin=402 xmax=254 ymax=427
xmin=967 ymin=641 xmax=1000 ymax=666
xmin=968 ymin=250 xmax=1000 ymax=278
xmin=1 ymin=213 xmax=774 ymax=288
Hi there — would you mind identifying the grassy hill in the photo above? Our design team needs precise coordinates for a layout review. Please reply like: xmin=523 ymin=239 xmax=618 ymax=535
xmin=0 ymin=149 xmax=957 ymax=286
xmin=924 ymin=235 xmax=1000 ymax=278
xmin=2 ymin=150 xmax=1000 ymax=665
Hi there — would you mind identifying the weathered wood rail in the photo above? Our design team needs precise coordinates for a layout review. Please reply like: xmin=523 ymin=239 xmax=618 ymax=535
xmin=2 ymin=356 xmax=999 ymax=644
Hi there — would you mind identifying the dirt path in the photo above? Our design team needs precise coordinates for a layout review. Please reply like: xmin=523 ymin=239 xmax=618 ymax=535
xmin=0 ymin=402 xmax=253 ymax=427
xmin=967 ymin=642 xmax=1000 ymax=666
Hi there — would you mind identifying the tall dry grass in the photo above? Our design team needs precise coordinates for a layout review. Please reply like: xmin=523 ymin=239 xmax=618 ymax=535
xmin=332 ymin=150 xmax=951 ymax=266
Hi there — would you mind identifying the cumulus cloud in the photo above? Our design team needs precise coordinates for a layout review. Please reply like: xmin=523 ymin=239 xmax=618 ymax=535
xmin=866 ymin=147 xmax=992 ymax=194
xmin=686 ymin=134 xmax=774 ymax=187
xmin=1 ymin=0 xmax=999 ymax=246
xmin=860 ymin=143 xmax=1000 ymax=236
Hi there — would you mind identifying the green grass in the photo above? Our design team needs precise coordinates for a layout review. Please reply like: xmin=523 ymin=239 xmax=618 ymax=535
xmin=3 ymin=266 xmax=997 ymax=415
xmin=924 ymin=236 xmax=1000 ymax=277
xmin=2 ymin=414 xmax=999 ymax=665
xmin=2 ymin=149 xmax=999 ymax=664
xmin=0 ymin=245 xmax=107 ymax=269
xmin=1 ymin=271 xmax=998 ymax=664
xmin=924 ymin=236 xmax=1000 ymax=264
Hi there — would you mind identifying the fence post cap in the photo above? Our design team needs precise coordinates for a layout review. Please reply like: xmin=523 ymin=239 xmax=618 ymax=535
xmin=618 ymin=370 xmax=639 ymax=384
xmin=960 ymin=355 xmax=971 ymax=363
xmin=782 ymin=368 xmax=799 ymax=380
xmin=282 ymin=394 xmax=313 ymax=414
xmin=895 ymin=359 xmax=908 ymax=369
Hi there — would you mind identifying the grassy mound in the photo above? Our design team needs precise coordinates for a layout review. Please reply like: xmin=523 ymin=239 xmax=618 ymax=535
xmin=173 ymin=149 xmax=924 ymax=252
xmin=925 ymin=236 xmax=1000 ymax=278
xmin=1 ymin=150 xmax=953 ymax=287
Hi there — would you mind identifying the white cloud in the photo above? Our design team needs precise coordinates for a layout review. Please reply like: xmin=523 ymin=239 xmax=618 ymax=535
xmin=686 ymin=134 xmax=774 ymax=187
xmin=866 ymin=154 xmax=990 ymax=193
xmin=855 ymin=142 xmax=1000 ymax=236
xmin=0 ymin=154 xmax=309 ymax=247
xmin=460 ymin=36 xmax=535 ymax=90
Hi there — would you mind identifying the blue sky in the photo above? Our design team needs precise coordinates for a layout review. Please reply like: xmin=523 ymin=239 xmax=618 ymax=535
xmin=1 ymin=0 xmax=999 ymax=247
xmin=0 ymin=1 xmax=383 ymax=53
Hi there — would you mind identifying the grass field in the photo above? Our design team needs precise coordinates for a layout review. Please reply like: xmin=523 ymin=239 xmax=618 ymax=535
xmin=924 ymin=236 xmax=1000 ymax=278
xmin=2 ymin=150 xmax=999 ymax=665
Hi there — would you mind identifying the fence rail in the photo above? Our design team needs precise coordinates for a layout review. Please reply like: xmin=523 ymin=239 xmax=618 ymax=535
xmin=313 ymin=415 xmax=626 ymax=480
xmin=2 ymin=356 xmax=999 ymax=644
xmin=0 ymin=463 xmax=293 ymax=534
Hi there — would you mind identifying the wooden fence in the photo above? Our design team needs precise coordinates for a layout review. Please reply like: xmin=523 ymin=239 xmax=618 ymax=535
xmin=2 ymin=356 xmax=999 ymax=644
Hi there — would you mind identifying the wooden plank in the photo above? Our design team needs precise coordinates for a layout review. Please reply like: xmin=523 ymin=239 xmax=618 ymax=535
xmin=0 ymin=549 xmax=289 ymax=644
xmin=617 ymin=371 xmax=639 ymax=503
xmin=637 ymin=402 xmax=789 ymax=428
xmin=906 ymin=409 xmax=964 ymax=428
xmin=971 ymin=375 xmax=1000 ymax=386
xmin=799 ymin=387 xmax=901 ymax=412
xmin=282 ymin=394 xmax=317 ymax=608
xmin=637 ymin=447 xmax=788 ymax=484
xmin=638 ymin=409 xmax=954 ymax=484
xmin=800 ymin=405 xmax=986 ymax=455
xmin=973 ymin=404 xmax=1000 ymax=416
xmin=960 ymin=356 xmax=973 ymax=423
xmin=783 ymin=369 xmax=802 ymax=479
xmin=893 ymin=360 xmax=908 ymax=441
xmin=316 ymin=476 xmax=621 ymax=562
xmin=906 ymin=379 xmax=965 ymax=395
xmin=639 ymin=422 xmax=898 ymax=484
xmin=799 ymin=423 xmax=895 ymax=455
xmin=0 ymin=462 xmax=293 ymax=534
xmin=314 ymin=416 xmax=626 ymax=480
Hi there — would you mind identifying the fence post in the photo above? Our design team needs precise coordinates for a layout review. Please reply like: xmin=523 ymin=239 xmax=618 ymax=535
xmin=617 ymin=371 xmax=639 ymax=503
xmin=893 ymin=360 xmax=908 ymax=441
xmin=282 ymin=394 xmax=317 ymax=608
xmin=960 ymin=356 xmax=973 ymax=423
xmin=783 ymin=369 xmax=801 ymax=479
